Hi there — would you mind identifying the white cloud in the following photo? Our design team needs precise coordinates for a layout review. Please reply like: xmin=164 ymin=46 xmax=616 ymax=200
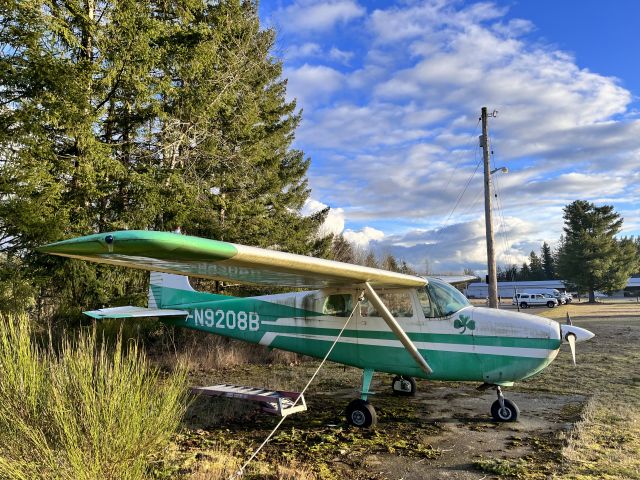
xmin=328 ymin=47 xmax=354 ymax=64
xmin=285 ymin=64 xmax=344 ymax=105
xmin=275 ymin=0 xmax=640 ymax=272
xmin=343 ymin=226 xmax=385 ymax=248
xmin=285 ymin=42 xmax=323 ymax=59
xmin=302 ymin=198 xmax=345 ymax=236
xmin=368 ymin=217 xmax=538 ymax=274
xmin=275 ymin=0 xmax=365 ymax=33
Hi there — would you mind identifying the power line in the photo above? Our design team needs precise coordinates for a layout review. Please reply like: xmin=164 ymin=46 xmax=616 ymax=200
xmin=442 ymin=155 xmax=482 ymax=228
xmin=440 ymin=117 xmax=481 ymax=203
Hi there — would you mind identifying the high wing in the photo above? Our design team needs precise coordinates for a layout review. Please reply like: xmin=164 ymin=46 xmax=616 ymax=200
xmin=431 ymin=274 xmax=478 ymax=286
xmin=39 ymin=230 xmax=427 ymax=289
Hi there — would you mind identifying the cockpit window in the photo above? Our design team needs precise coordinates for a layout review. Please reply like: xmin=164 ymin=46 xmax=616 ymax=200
xmin=421 ymin=278 xmax=470 ymax=317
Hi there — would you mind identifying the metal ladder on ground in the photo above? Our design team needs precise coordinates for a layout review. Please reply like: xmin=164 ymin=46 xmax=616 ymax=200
xmin=191 ymin=384 xmax=308 ymax=417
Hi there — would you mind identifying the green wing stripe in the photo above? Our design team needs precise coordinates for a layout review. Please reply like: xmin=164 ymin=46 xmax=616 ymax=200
xmin=39 ymin=230 xmax=426 ymax=288
xmin=39 ymin=230 xmax=238 ymax=261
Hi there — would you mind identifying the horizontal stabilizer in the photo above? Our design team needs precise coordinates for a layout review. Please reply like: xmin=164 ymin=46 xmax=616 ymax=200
xmin=84 ymin=306 xmax=189 ymax=319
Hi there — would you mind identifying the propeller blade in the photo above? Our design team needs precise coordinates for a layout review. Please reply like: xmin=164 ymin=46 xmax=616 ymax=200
xmin=567 ymin=333 xmax=576 ymax=365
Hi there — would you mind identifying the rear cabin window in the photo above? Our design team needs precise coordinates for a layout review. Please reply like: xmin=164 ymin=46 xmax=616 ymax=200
xmin=323 ymin=294 xmax=352 ymax=317
xmin=361 ymin=292 xmax=414 ymax=318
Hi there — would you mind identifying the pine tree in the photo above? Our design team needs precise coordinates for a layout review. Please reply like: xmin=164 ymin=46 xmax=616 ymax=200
xmin=0 ymin=0 xmax=329 ymax=320
xmin=381 ymin=253 xmax=399 ymax=272
xmin=519 ymin=262 xmax=531 ymax=281
xmin=331 ymin=234 xmax=356 ymax=263
xmin=557 ymin=200 xmax=635 ymax=302
xmin=541 ymin=242 xmax=555 ymax=279
xmin=529 ymin=251 xmax=545 ymax=280
xmin=399 ymin=260 xmax=417 ymax=276
xmin=157 ymin=1 xmax=327 ymax=255
xmin=363 ymin=251 xmax=378 ymax=268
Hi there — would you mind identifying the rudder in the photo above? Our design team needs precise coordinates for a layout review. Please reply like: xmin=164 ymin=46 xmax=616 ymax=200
xmin=148 ymin=272 xmax=195 ymax=308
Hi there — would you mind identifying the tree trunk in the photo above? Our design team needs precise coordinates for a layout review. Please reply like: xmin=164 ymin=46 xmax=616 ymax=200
xmin=588 ymin=288 xmax=596 ymax=303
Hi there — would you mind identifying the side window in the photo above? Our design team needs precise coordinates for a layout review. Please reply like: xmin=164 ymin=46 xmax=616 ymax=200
xmin=362 ymin=292 xmax=414 ymax=318
xmin=323 ymin=294 xmax=352 ymax=317
xmin=417 ymin=289 xmax=436 ymax=318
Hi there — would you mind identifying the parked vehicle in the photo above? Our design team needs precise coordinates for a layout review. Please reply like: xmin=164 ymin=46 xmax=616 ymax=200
xmin=511 ymin=293 xmax=558 ymax=308
xmin=560 ymin=292 xmax=573 ymax=303
xmin=514 ymin=288 xmax=568 ymax=304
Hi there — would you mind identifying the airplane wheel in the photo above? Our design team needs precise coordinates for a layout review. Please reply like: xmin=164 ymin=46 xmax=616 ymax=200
xmin=491 ymin=398 xmax=520 ymax=422
xmin=346 ymin=399 xmax=377 ymax=428
xmin=392 ymin=375 xmax=417 ymax=396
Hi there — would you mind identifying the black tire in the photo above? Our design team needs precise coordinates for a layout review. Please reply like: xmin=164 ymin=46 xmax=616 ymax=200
xmin=520 ymin=302 xmax=528 ymax=309
xmin=491 ymin=398 xmax=520 ymax=422
xmin=346 ymin=399 xmax=377 ymax=428
xmin=546 ymin=301 xmax=555 ymax=308
xmin=392 ymin=375 xmax=417 ymax=396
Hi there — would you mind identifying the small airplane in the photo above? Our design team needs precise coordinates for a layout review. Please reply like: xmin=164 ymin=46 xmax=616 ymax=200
xmin=39 ymin=230 xmax=594 ymax=427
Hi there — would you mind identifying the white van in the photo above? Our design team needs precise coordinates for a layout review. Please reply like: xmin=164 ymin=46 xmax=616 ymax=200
xmin=515 ymin=288 xmax=569 ymax=305
xmin=511 ymin=293 xmax=558 ymax=308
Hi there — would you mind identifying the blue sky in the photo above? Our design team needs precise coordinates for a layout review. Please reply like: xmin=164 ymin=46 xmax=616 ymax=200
xmin=260 ymin=0 xmax=640 ymax=273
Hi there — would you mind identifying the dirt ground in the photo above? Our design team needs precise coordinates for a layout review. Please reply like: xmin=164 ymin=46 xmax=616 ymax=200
xmin=161 ymin=299 xmax=640 ymax=479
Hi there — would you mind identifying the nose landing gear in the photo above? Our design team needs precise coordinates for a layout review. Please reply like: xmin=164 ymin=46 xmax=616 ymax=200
xmin=490 ymin=386 xmax=519 ymax=422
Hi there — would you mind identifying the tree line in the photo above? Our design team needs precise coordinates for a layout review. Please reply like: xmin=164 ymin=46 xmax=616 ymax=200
xmin=497 ymin=200 xmax=640 ymax=302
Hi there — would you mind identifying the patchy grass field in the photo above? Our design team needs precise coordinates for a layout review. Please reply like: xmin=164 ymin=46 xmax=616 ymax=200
xmin=152 ymin=301 xmax=640 ymax=479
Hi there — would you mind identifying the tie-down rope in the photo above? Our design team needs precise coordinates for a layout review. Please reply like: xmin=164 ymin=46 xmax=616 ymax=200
xmin=230 ymin=294 xmax=364 ymax=479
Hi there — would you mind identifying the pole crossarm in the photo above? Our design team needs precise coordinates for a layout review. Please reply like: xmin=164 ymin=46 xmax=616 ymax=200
xmin=363 ymin=282 xmax=433 ymax=375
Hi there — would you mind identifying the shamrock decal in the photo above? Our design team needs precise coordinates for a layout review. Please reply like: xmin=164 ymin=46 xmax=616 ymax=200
xmin=453 ymin=314 xmax=475 ymax=334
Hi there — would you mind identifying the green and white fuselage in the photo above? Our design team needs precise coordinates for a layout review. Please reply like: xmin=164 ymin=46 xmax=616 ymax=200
xmin=143 ymin=273 xmax=562 ymax=385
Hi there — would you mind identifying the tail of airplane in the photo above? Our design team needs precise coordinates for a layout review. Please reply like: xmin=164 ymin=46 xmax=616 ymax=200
xmin=148 ymin=271 xmax=195 ymax=308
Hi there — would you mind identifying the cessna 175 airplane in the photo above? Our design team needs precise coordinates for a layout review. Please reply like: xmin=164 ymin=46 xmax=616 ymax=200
xmin=39 ymin=230 xmax=594 ymax=427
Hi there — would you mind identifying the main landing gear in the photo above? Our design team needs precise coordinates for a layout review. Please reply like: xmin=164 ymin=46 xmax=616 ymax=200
xmin=391 ymin=375 xmax=417 ymax=396
xmin=345 ymin=369 xmax=377 ymax=427
xmin=345 ymin=371 xmax=420 ymax=427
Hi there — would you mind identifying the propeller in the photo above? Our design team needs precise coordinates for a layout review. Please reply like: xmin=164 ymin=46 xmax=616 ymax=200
xmin=566 ymin=332 xmax=577 ymax=365
xmin=560 ymin=315 xmax=594 ymax=366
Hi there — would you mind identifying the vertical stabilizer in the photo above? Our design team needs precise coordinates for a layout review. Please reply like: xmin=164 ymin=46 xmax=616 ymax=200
xmin=148 ymin=272 xmax=195 ymax=308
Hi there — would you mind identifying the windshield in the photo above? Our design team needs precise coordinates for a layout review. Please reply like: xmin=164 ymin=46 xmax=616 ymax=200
xmin=424 ymin=278 xmax=471 ymax=317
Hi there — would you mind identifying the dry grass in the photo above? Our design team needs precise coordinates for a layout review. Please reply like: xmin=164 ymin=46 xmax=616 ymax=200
xmin=152 ymin=331 xmax=304 ymax=373
xmin=154 ymin=441 xmax=318 ymax=480
xmin=531 ymin=301 xmax=640 ymax=479
xmin=561 ymin=395 xmax=640 ymax=479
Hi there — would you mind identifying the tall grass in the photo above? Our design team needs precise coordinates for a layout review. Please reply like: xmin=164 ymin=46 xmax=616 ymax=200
xmin=0 ymin=314 xmax=189 ymax=480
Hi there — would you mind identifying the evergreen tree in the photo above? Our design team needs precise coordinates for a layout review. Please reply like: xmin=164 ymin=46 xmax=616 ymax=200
xmin=331 ymin=234 xmax=356 ymax=264
xmin=363 ymin=251 xmax=378 ymax=269
xmin=0 ymin=0 xmax=328 ymax=320
xmin=381 ymin=253 xmax=399 ymax=272
xmin=541 ymin=242 xmax=555 ymax=279
xmin=557 ymin=200 xmax=635 ymax=302
xmin=519 ymin=262 xmax=531 ymax=281
xmin=528 ymin=251 xmax=545 ymax=280
xmin=399 ymin=260 xmax=417 ymax=276
xmin=506 ymin=264 xmax=518 ymax=281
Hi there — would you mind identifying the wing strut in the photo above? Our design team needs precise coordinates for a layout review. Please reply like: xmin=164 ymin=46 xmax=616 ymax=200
xmin=363 ymin=282 xmax=433 ymax=375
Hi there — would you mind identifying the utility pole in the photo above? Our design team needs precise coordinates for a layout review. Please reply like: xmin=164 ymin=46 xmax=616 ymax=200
xmin=481 ymin=107 xmax=499 ymax=308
